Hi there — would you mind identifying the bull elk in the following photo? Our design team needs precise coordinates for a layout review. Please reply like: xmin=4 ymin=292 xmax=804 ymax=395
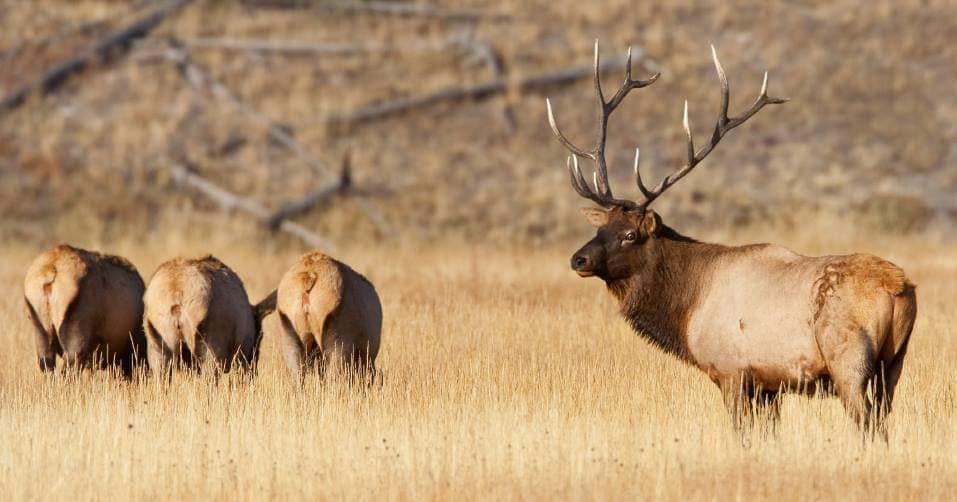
xmin=275 ymin=251 xmax=382 ymax=382
xmin=143 ymin=256 xmax=276 ymax=376
xmin=546 ymin=42 xmax=916 ymax=435
xmin=23 ymin=245 xmax=147 ymax=376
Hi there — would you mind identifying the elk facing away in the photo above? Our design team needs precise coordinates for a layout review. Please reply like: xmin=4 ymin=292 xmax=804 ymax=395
xmin=143 ymin=256 xmax=276 ymax=376
xmin=275 ymin=251 xmax=382 ymax=383
xmin=546 ymin=43 xmax=916 ymax=435
xmin=24 ymin=245 xmax=147 ymax=376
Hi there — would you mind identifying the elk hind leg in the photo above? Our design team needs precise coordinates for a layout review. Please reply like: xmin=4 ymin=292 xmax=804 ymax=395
xmin=872 ymin=290 xmax=916 ymax=426
xmin=57 ymin=316 xmax=94 ymax=373
xmin=278 ymin=312 xmax=311 ymax=385
xmin=827 ymin=336 xmax=881 ymax=438
xmin=121 ymin=324 xmax=148 ymax=378
xmin=25 ymin=298 xmax=59 ymax=372
xmin=145 ymin=321 xmax=175 ymax=382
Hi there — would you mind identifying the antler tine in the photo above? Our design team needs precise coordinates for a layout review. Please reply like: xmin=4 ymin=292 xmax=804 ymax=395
xmin=682 ymin=100 xmax=694 ymax=167
xmin=632 ymin=147 xmax=654 ymax=199
xmin=593 ymin=40 xmax=606 ymax=114
xmin=712 ymin=44 xmax=730 ymax=125
xmin=635 ymin=45 xmax=788 ymax=210
xmin=546 ymin=99 xmax=593 ymax=159
xmin=605 ymin=48 xmax=661 ymax=111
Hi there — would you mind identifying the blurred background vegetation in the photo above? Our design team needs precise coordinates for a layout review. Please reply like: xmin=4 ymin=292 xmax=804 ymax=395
xmin=0 ymin=0 xmax=953 ymax=248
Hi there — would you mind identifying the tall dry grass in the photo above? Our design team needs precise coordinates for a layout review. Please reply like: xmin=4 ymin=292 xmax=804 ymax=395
xmin=0 ymin=218 xmax=954 ymax=500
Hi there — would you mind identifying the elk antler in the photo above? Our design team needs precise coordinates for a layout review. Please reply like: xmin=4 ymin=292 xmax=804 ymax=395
xmin=547 ymin=43 xmax=788 ymax=211
xmin=546 ymin=40 xmax=659 ymax=209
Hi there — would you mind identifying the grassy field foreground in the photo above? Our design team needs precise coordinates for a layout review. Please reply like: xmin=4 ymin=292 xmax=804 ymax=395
xmin=0 ymin=226 xmax=955 ymax=500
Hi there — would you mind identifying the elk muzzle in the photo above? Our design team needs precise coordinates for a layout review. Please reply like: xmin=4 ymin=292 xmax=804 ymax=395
xmin=571 ymin=240 xmax=605 ymax=278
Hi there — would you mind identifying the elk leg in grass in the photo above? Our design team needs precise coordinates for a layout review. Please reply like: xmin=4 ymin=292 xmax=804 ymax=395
xmin=145 ymin=321 xmax=174 ymax=380
xmin=26 ymin=299 xmax=58 ymax=372
xmin=759 ymin=391 xmax=782 ymax=427
xmin=278 ymin=312 xmax=308 ymax=383
xmin=58 ymin=316 xmax=95 ymax=372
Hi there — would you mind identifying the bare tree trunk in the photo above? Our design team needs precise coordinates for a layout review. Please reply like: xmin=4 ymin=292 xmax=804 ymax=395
xmin=163 ymin=41 xmax=391 ymax=234
xmin=169 ymin=163 xmax=335 ymax=251
xmin=182 ymin=32 xmax=473 ymax=57
xmin=0 ymin=0 xmax=193 ymax=111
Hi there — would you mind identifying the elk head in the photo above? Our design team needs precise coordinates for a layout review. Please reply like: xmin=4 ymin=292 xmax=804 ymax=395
xmin=547 ymin=42 xmax=787 ymax=281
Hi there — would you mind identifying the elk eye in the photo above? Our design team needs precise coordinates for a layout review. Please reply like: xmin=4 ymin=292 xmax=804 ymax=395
xmin=622 ymin=231 xmax=638 ymax=242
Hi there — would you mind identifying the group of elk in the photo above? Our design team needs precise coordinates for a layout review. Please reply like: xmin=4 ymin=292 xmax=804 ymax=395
xmin=22 ymin=42 xmax=917 ymax=437
xmin=24 ymin=246 xmax=381 ymax=381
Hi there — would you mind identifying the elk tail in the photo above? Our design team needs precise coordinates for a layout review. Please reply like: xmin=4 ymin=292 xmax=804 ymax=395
xmin=303 ymin=272 xmax=342 ymax=340
xmin=886 ymin=282 xmax=917 ymax=372
xmin=253 ymin=290 xmax=278 ymax=323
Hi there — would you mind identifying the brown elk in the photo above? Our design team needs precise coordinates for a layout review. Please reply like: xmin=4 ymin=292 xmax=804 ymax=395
xmin=143 ymin=256 xmax=276 ymax=376
xmin=275 ymin=251 xmax=382 ymax=382
xmin=546 ymin=43 xmax=916 ymax=435
xmin=23 ymin=245 xmax=147 ymax=376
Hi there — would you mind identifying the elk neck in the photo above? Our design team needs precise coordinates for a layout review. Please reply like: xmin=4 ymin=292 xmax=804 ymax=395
xmin=605 ymin=225 xmax=724 ymax=362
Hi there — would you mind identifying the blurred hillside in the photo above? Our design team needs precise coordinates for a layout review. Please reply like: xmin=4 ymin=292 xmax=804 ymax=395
xmin=0 ymin=0 xmax=954 ymax=246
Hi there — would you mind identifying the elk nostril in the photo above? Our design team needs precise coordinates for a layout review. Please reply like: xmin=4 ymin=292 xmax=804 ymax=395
xmin=572 ymin=255 xmax=589 ymax=269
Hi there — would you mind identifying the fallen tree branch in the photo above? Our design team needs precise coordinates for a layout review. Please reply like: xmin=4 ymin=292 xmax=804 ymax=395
xmin=164 ymin=40 xmax=391 ymax=234
xmin=0 ymin=0 xmax=193 ymax=111
xmin=322 ymin=49 xmax=661 ymax=126
xmin=164 ymin=42 xmax=324 ymax=172
xmin=182 ymin=32 xmax=473 ymax=57
xmin=316 ymin=1 xmax=510 ymax=22
xmin=266 ymin=152 xmax=352 ymax=229
xmin=170 ymin=162 xmax=335 ymax=251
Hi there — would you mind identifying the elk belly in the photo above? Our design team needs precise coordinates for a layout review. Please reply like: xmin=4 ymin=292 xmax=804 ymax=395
xmin=685 ymin=291 xmax=827 ymax=389
xmin=687 ymin=318 xmax=827 ymax=388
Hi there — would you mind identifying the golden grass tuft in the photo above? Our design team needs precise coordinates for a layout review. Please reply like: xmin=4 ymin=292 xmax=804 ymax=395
xmin=1 ymin=221 xmax=955 ymax=500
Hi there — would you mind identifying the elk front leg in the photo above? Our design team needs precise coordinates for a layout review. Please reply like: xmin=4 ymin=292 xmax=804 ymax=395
xmin=719 ymin=378 xmax=757 ymax=432
xmin=755 ymin=390 xmax=782 ymax=435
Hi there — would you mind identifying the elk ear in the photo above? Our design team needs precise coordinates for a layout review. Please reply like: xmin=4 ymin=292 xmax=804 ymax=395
xmin=579 ymin=207 xmax=610 ymax=227
xmin=641 ymin=210 xmax=661 ymax=237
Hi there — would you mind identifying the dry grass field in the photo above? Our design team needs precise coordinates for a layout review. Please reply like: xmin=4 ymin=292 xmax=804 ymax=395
xmin=1 ymin=217 xmax=954 ymax=501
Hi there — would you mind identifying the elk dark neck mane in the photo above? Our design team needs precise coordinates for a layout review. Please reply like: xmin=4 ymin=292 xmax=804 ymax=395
xmin=605 ymin=225 xmax=725 ymax=362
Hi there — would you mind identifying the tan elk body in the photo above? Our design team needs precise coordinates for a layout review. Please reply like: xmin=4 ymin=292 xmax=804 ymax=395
xmin=143 ymin=256 xmax=275 ymax=374
xmin=547 ymin=42 xmax=917 ymax=434
xmin=23 ymin=244 xmax=146 ymax=374
xmin=275 ymin=251 xmax=382 ymax=380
